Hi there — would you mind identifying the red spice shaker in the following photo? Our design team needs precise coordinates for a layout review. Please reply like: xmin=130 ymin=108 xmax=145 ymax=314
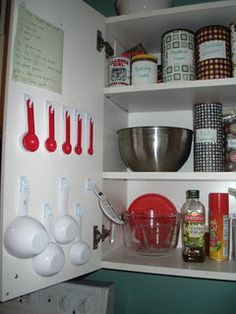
xmin=209 ymin=193 xmax=229 ymax=261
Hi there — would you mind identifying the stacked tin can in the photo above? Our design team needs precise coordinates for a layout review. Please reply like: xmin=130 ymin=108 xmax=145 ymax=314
xmin=193 ymin=102 xmax=224 ymax=172
xmin=223 ymin=113 xmax=236 ymax=171
xmin=195 ymin=25 xmax=231 ymax=80
xmin=230 ymin=23 xmax=236 ymax=77
xmin=108 ymin=57 xmax=130 ymax=86
xmin=161 ymin=29 xmax=195 ymax=82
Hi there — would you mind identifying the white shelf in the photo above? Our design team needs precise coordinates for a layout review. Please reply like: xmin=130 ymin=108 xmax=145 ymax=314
xmin=104 ymin=78 xmax=236 ymax=112
xmin=102 ymin=247 xmax=236 ymax=281
xmin=106 ymin=0 xmax=236 ymax=52
xmin=103 ymin=172 xmax=236 ymax=181
xmin=102 ymin=1 xmax=236 ymax=283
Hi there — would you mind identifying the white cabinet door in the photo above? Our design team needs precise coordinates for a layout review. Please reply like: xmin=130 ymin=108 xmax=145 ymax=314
xmin=0 ymin=0 xmax=105 ymax=301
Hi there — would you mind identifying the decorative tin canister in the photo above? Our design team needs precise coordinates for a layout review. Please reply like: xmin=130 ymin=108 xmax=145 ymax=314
xmin=161 ymin=29 xmax=195 ymax=82
xmin=195 ymin=25 xmax=231 ymax=80
xmin=193 ymin=102 xmax=224 ymax=172
xmin=131 ymin=54 xmax=157 ymax=85
xmin=108 ymin=56 xmax=130 ymax=86
xmin=223 ymin=113 xmax=236 ymax=171
xmin=230 ymin=23 xmax=236 ymax=77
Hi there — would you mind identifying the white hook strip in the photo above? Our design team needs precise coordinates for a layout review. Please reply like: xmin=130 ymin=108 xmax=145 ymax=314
xmin=19 ymin=176 xmax=30 ymax=216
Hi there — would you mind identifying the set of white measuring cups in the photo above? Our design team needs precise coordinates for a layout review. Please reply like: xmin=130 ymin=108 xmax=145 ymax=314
xmin=4 ymin=176 xmax=91 ymax=277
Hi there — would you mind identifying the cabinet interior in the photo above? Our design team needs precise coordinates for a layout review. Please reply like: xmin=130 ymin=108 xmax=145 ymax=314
xmin=101 ymin=0 xmax=236 ymax=280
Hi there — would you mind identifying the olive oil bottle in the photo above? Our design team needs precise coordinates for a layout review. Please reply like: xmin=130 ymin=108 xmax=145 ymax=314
xmin=181 ymin=190 xmax=206 ymax=262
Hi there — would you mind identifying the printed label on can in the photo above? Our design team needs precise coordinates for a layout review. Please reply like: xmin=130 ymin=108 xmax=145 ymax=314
xmin=210 ymin=215 xmax=229 ymax=260
xmin=132 ymin=60 xmax=157 ymax=85
xmin=167 ymin=49 xmax=193 ymax=66
xmin=199 ymin=40 xmax=226 ymax=61
xmin=196 ymin=128 xmax=217 ymax=143
xmin=109 ymin=57 xmax=130 ymax=86
xmin=227 ymin=138 xmax=236 ymax=149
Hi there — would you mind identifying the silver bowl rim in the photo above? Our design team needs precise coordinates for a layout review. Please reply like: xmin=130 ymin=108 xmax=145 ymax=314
xmin=117 ymin=126 xmax=193 ymax=135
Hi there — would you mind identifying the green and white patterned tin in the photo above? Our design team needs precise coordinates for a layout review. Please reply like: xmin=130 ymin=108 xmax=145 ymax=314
xmin=161 ymin=29 xmax=195 ymax=82
xmin=230 ymin=23 xmax=236 ymax=78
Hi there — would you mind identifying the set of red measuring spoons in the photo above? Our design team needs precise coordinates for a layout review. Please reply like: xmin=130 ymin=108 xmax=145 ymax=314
xmin=21 ymin=98 xmax=94 ymax=155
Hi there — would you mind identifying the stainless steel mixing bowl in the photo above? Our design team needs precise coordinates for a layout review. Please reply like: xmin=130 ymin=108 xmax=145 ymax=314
xmin=117 ymin=126 xmax=193 ymax=171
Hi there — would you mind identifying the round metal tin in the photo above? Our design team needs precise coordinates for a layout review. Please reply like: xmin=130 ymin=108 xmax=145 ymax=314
xmin=193 ymin=102 xmax=224 ymax=172
xmin=195 ymin=25 xmax=231 ymax=80
xmin=161 ymin=29 xmax=195 ymax=82
xmin=108 ymin=56 xmax=130 ymax=86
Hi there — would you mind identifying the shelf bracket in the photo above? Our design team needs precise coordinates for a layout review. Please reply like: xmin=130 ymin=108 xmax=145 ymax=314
xmin=97 ymin=30 xmax=114 ymax=58
xmin=93 ymin=225 xmax=110 ymax=249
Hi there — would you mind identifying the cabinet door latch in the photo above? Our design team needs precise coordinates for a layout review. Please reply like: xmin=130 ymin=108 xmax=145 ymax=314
xmin=93 ymin=225 xmax=110 ymax=249
xmin=97 ymin=30 xmax=114 ymax=58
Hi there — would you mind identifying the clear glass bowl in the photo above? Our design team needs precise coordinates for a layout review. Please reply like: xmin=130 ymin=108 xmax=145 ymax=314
xmin=122 ymin=211 xmax=181 ymax=256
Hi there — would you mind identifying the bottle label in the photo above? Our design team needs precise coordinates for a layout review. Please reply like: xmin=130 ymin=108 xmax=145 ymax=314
xmin=183 ymin=213 xmax=205 ymax=248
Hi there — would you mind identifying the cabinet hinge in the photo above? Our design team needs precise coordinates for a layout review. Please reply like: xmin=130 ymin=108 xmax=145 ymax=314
xmin=93 ymin=225 xmax=110 ymax=249
xmin=96 ymin=30 xmax=114 ymax=58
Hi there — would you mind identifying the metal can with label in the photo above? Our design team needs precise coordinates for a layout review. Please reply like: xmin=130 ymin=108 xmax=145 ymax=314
xmin=195 ymin=25 xmax=232 ymax=80
xmin=131 ymin=54 xmax=157 ymax=85
xmin=230 ymin=23 xmax=236 ymax=77
xmin=161 ymin=29 xmax=195 ymax=82
xmin=108 ymin=56 xmax=130 ymax=86
xmin=193 ymin=102 xmax=224 ymax=172
xmin=209 ymin=193 xmax=229 ymax=261
xmin=223 ymin=113 xmax=236 ymax=171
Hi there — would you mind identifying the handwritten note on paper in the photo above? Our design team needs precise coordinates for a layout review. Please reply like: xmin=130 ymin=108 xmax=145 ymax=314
xmin=12 ymin=3 xmax=64 ymax=93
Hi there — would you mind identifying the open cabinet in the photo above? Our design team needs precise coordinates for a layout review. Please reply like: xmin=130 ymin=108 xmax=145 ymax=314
xmin=1 ymin=0 xmax=236 ymax=303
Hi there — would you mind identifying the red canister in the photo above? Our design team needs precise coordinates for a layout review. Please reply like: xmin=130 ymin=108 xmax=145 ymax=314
xmin=209 ymin=193 xmax=229 ymax=261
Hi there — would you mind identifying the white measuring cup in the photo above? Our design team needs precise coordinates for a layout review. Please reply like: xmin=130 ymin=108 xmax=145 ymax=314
xmin=68 ymin=203 xmax=91 ymax=266
xmin=33 ymin=204 xmax=65 ymax=277
xmin=53 ymin=177 xmax=79 ymax=244
xmin=4 ymin=177 xmax=49 ymax=259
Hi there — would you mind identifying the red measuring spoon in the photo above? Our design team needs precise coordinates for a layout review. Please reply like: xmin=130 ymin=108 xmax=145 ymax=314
xmin=87 ymin=116 xmax=94 ymax=155
xmin=74 ymin=113 xmax=82 ymax=155
xmin=62 ymin=110 xmax=72 ymax=155
xmin=45 ymin=105 xmax=57 ymax=152
xmin=22 ymin=99 xmax=39 ymax=152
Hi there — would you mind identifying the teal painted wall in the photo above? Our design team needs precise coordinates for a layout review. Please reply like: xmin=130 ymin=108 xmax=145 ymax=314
xmin=81 ymin=1 xmax=236 ymax=314
xmin=87 ymin=269 xmax=236 ymax=314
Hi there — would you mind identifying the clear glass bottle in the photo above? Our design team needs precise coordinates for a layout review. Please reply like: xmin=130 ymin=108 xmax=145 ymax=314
xmin=181 ymin=190 xmax=206 ymax=262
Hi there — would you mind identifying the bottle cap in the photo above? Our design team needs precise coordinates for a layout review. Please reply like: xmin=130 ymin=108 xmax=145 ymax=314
xmin=209 ymin=193 xmax=228 ymax=213
xmin=186 ymin=190 xmax=199 ymax=198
